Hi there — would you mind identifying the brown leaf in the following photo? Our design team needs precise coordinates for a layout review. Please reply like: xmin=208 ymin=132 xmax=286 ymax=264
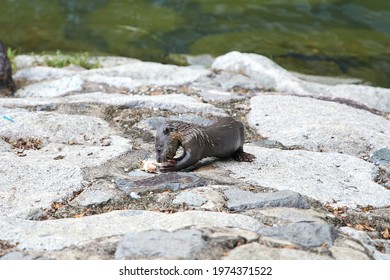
xmin=381 ymin=228 xmax=389 ymax=239
xmin=354 ymin=224 xmax=365 ymax=231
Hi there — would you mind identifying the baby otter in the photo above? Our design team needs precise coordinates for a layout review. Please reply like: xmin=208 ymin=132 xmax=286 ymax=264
xmin=155 ymin=117 xmax=256 ymax=172
xmin=0 ymin=40 xmax=16 ymax=94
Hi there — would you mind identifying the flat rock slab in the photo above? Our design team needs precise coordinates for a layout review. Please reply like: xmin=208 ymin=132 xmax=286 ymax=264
xmin=223 ymin=243 xmax=333 ymax=260
xmin=0 ymin=92 xmax=226 ymax=116
xmin=224 ymin=189 xmax=309 ymax=211
xmin=0 ymin=210 xmax=263 ymax=251
xmin=258 ymin=222 xmax=338 ymax=248
xmin=16 ymin=75 xmax=84 ymax=98
xmin=115 ymin=229 xmax=206 ymax=259
xmin=14 ymin=59 xmax=211 ymax=97
xmin=116 ymin=173 xmax=207 ymax=194
xmin=0 ymin=154 xmax=83 ymax=218
xmin=216 ymin=146 xmax=390 ymax=208
xmin=0 ymin=111 xmax=113 ymax=145
xmin=212 ymin=51 xmax=390 ymax=112
xmin=0 ymin=111 xmax=132 ymax=218
xmin=248 ymin=95 xmax=390 ymax=155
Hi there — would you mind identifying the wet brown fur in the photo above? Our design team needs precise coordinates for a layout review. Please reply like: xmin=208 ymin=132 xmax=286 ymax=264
xmin=155 ymin=117 xmax=255 ymax=172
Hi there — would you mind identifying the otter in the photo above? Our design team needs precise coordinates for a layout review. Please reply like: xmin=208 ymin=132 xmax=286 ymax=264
xmin=155 ymin=117 xmax=256 ymax=172
xmin=0 ymin=41 xmax=16 ymax=94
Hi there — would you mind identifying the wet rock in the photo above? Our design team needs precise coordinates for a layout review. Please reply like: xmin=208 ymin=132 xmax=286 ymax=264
xmin=217 ymin=146 xmax=390 ymax=208
xmin=248 ymin=95 xmax=390 ymax=155
xmin=258 ymin=223 xmax=338 ymax=248
xmin=223 ymin=243 xmax=332 ymax=260
xmin=224 ymin=188 xmax=309 ymax=211
xmin=115 ymin=173 xmax=206 ymax=195
xmin=0 ymin=210 xmax=263 ymax=251
xmin=115 ymin=229 xmax=206 ymax=259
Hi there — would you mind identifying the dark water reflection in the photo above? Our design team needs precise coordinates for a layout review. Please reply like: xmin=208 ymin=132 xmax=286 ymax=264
xmin=0 ymin=0 xmax=389 ymax=87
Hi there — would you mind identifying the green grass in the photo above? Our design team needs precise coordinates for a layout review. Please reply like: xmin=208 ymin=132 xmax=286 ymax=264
xmin=7 ymin=47 xmax=17 ymax=73
xmin=43 ymin=50 xmax=101 ymax=69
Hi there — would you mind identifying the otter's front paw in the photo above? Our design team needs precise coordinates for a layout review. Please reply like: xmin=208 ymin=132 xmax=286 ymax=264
xmin=159 ymin=159 xmax=177 ymax=173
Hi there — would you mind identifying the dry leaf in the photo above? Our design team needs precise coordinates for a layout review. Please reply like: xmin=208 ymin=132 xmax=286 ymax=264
xmin=381 ymin=228 xmax=389 ymax=239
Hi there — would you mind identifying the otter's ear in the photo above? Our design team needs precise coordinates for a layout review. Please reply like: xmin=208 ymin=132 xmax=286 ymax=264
xmin=163 ymin=123 xmax=177 ymax=135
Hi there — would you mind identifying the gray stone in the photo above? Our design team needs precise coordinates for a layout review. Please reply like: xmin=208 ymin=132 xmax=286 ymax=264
xmin=224 ymin=188 xmax=309 ymax=211
xmin=116 ymin=173 xmax=206 ymax=194
xmin=85 ymin=61 xmax=210 ymax=87
xmin=0 ymin=92 xmax=226 ymax=116
xmin=329 ymin=246 xmax=371 ymax=260
xmin=258 ymin=223 xmax=338 ymax=248
xmin=223 ymin=243 xmax=332 ymax=260
xmin=73 ymin=181 xmax=123 ymax=207
xmin=0 ymin=154 xmax=83 ymax=218
xmin=0 ymin=111 xmax=113 ymax=146
xmin=217 ymin=146 xmax=390 ymax=209
xmin=340 ymin=227 xmax=390 ymax=260
xmin=115 ymin=229 xmax=206 ymax=259
xmin=0 ymin=252 xmax=43 ymax=260
xmin=173 ymin=192 xmax=206 ymax=207
xmin=13 ymin=66 xmax=77 ymax=82
xmin=370 ymin=148 xmax=390 ymax=165
xmin=212 ymin=51 xmax=390 ymax=112
xmin=0 ymin=210 xmax=263 ymax=251
xmin=248 ymin=95 xmax=390 ymax=155
xmin=16 ymin=75 xmax=84 ymax=98
xmin=258 ymin=208 xmax=326 ymax=224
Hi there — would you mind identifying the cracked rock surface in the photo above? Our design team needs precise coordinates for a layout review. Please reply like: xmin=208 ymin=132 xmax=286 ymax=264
xmin=0 ymin=52 xmax=389 ymax=260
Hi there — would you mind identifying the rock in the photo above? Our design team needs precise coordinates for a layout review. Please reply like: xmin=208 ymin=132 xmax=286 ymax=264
xmin=13 ymin=66 xmax=77 ymax=82
xmin=85 ymin=61 xmax=210 ymax=87
xmin=0 ymin=92 xmax=227 ymax=116
xmin=173 ymin=192 xmax=207 ymax=207
xmin=115 ymin=229 xmax=206 ymax=259
xmin=258 ymin=208 xmax=326 ymax=224
xmin=248 ymin=95 xmax=390 ymax=155
xmin=370 ymin=148 xmax=390 ymax=165
xmin=72 ymin=181 xmax=124 ymax=207
xmin=224 ymin=188 xmax=309 ymax=211
xmin=258 ymin=223 xmax=338 ymax=248
xmin=0 ymin=210 xmax=263 ymax=251
xmin=339 ymin=227 xmax=390 ymax=260
xmin=0 ymin=154 xmax=83 ymax=218
xmin=223 ymin=243 xmax=332 ymax=260
xmin=212 ymin=51 xmax=390 ymax=112
xmin=0 ymin=111 xmax=113 ymax=146
xmin=115 ymin=173 xmax=206 ymax=195
xmin=329 ymin=246 xmax=371 ymax=260
xmin=217 ymin=146 xmax=390 ymax=208
xmin=16 ymin=75 xmax=84 ymax=98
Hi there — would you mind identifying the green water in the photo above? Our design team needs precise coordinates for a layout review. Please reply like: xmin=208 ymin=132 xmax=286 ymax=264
xmin=1 ymin=0 xmax=390 ymax=87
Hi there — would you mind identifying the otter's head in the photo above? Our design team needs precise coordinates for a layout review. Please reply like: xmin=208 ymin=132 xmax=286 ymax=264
xmin=155 ymin=122 xmax=181 ymax=163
